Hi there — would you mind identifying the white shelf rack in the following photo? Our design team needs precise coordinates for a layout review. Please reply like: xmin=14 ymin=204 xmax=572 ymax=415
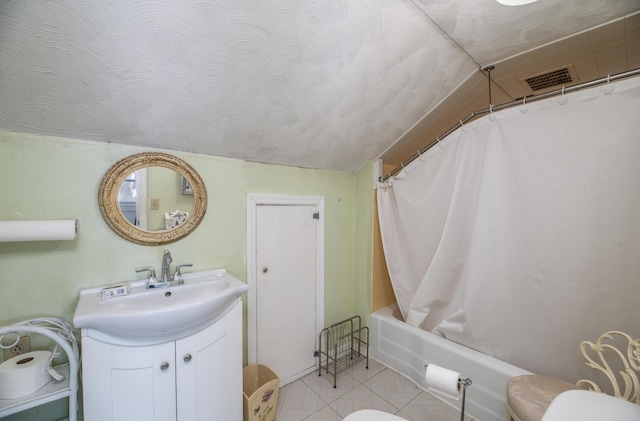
xmin=0 ymin=318 xmax=79 ymax=420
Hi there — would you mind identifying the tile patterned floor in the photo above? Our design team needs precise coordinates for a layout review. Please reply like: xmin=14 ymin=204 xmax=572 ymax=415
xmin=275 ymin=358 xmax=472 ymax=421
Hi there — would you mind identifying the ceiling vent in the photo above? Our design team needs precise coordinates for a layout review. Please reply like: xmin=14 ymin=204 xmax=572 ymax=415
xmin=520 ymin=65 xmax=579 ymax=93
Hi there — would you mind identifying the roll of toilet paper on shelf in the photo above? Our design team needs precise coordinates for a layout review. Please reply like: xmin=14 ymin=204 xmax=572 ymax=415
xmin=0 ymin=220 xmax=77 ymax=242
xmin=425 ymin=364 xmax=461 ymax=399
xmin=0 ymin=351 xmax=53 ymax=400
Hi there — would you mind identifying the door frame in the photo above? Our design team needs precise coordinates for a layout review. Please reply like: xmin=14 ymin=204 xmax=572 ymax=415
xmin=246 ymin=193 xmax=325 ymax=366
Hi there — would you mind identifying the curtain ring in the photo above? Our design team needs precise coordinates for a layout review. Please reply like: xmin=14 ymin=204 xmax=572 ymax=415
xmin=607 ymin=74 xmax=610 ymax=84
xmin=561 ymin=86 xmax=565 ymax=95
xmin=436 ymin=136 xmax=441 ymax=143
xmin=523 ymin=96 xmax=527 ymax=104
xmin=459 ymin=120 xmax=464 ymax=126
xmin=489 ymin=104 xmax=494 ymax=113
xmin=417 ymin=150 xmax=422 ymax=156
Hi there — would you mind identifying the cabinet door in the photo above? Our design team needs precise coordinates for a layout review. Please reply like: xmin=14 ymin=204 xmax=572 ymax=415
xmin=82 ymin=337 xmax=176 ymax=421
xmin=176 ymin=299 xmax=243 ymax=420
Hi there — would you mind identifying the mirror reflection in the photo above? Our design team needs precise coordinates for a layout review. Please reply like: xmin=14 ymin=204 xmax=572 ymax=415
xmin=117 ymin=167 xmax=195 ymax=231
xmin=98 ymin=152 xmax=207 ymax=246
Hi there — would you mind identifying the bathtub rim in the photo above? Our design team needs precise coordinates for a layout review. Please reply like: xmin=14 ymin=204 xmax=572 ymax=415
xmin=371 ymin=303 xmax=532 ymax=421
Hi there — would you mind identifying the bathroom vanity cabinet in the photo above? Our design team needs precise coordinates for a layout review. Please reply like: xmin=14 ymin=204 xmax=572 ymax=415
xmin=80 ymin=298 xmax=243 ymax=421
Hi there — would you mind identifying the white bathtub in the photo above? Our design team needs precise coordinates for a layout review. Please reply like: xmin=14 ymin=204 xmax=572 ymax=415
xmin=370 ymin=305 xmax=531 ymax=421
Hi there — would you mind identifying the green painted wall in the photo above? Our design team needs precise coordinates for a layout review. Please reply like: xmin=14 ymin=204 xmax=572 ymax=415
xmin=0 ymin=131 xmax=375 ymax=420
xmin=0 ymin=131 xmax=374 ymax=329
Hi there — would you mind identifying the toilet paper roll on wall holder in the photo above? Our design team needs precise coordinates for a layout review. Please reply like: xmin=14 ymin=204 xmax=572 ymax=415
xmin=424 ymin=364 xmax=472 ymax=421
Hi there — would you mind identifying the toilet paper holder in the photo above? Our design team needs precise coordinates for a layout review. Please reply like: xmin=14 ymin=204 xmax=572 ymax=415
xmin=424 ymin=364 xmax=472 ymax=421
xmin=458 ymin=377 xmax=472 ymax=421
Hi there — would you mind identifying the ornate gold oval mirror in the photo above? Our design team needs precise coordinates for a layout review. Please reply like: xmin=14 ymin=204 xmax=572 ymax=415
xmin=98 ymin=152 xmax=207 ymax=245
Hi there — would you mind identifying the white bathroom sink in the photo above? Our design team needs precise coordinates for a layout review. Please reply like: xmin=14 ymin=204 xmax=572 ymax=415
xmin=73 ymin=268 xmax=248 ymax=340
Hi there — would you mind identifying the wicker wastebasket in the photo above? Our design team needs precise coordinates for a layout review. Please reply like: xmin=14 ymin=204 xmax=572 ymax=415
xmin=243 ymin=364 xmax=279 ymax=421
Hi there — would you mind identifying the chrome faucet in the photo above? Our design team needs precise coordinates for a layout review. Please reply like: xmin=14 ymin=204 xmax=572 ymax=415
xmin=137 ymin=251 xmax=192 ymax=288
xmin=160 ymin=250 xmax=173 ymax=284
xmin=174 ymin=264 xmax=193 ymax=285
xmin=136 ymin=267 xmax=158 ymax=287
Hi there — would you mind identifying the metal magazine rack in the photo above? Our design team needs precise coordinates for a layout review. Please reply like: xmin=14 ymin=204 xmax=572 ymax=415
xmin=318 ymin=315 xmax=369 ymax=388
xmin=0 ymin=318 xmax=80 ymax=421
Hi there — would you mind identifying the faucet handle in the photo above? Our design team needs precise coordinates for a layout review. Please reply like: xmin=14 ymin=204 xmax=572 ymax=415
xmin=136 ymin=267 xmax=158 ymax=285
xmin=174 ymin=264 xmax=193 ymax=284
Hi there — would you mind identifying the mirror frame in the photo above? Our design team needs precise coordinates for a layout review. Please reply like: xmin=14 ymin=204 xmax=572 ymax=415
xmin=98 ymin=152 xmax=207 ymax=246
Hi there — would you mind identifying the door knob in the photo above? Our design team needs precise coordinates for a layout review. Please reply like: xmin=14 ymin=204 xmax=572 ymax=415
xmin=160 ymin=361 xmax=170 ymax=371
xmin=183 ymin=354 xmax=192 ymax=363
xmin=262 ymin=267 xmax=268 ymax=273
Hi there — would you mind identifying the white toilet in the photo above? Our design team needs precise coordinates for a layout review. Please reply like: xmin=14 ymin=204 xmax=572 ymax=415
xmin=541 ymin=390 xmax=640 ymax=421
xmin=343 ymin=409 xmax=407 ymax=421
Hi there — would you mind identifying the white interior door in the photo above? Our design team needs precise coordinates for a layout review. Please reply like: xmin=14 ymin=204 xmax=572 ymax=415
xmin=256 ymin=205 xmax=316 ymax=384
xmin=247 ymin=194 xmax=324 ymax=386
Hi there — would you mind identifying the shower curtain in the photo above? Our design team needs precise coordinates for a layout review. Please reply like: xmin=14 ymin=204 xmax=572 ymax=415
xmin=377 ymin=76 xmax=640 ymax=383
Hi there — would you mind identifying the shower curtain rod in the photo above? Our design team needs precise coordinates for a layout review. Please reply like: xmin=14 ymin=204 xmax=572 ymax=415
xmin=379 ymin=67 xmax=640 ymax=182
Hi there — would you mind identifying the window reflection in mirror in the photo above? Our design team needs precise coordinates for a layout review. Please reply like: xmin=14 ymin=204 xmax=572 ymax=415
xmin=118 ymin=170 xmax=143 ymax=227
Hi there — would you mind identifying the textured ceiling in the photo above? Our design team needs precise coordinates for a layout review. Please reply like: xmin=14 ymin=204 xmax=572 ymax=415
xmin=1 ymin=1 xmax=638 ymax=172
xmin=413 ymin=0 xmax=639 ymax=65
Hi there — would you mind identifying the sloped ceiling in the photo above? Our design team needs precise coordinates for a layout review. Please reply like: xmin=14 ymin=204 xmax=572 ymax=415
xmin=0 ymin=0 xmax=638 ymax=172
